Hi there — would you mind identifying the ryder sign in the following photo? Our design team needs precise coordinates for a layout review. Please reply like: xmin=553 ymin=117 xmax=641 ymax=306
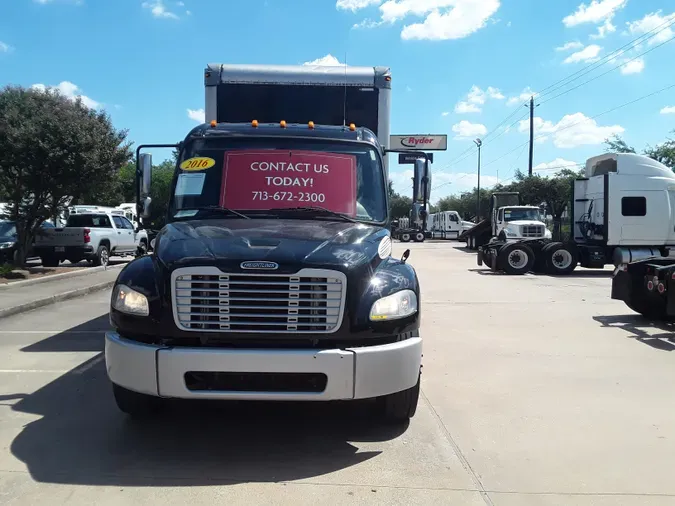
xmin=390 ymin=135 xmax=448 ymax=151
xmin=220 ymin=150 xmax=357 ymax=216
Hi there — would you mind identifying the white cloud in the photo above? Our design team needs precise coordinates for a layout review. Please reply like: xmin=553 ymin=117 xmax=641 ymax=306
xmin=336 ymin=0 xmax=380 ymax=11
xmin=454 ymin=85 xmax=504 ymax=114
xmin=441 ymin=111 xmax=450 ymax=116
xmin=660 ymin=106 xmax=675 ymax=115
xmin=452 ymin=120 xmax=487 ymax=139
xmin=627 ymin=11 xmax=675 ymax=46
xmin=142 ymin=0 xmax=179 ymax=19
xmin=187 ymin=108 xmax=205 ymax=123
xmin=0 ymin=41 xmax=13 ymax=53
xmin=589 ymin=18 xmax=616 ymax=39
xmin=347 ymin=0 xmax=501 ymax=40
xmin=555 ymin=41 xmax=584 ymax=51
xmin=506 ymin=87 xmax=536 ymax=106
xmin=406 ymin=85 xmax=412 ymax=92
xmin=31 ymin=81 xmax=100 ymax=109
xmin=397 ymin=0 xmax=502 ymax=41
xmin=519 ymin=113 xmax=624 ymax=149
xmin=352 ymin=18 xmax=384 ymax=29
xmin=563 ymin=44 xmax=602 ymax=63
xmin=563 ymin=0 xmax=627 ymax=27
xmin=534 ymin=158 xmax=580 ymax=172
xmin=620 ymin=57 xmax=645 ymax=74
xmin=455 ymin=101 xmax=481 ymax=114
xmin=303 ymin=54 xmax=344 ymax=66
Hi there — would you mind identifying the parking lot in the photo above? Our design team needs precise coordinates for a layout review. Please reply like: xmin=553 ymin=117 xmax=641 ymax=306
xmin=1 ymin=242 xmax=675 ymax=505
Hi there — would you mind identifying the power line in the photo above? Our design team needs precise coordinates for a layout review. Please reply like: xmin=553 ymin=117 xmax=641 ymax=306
xmin=536 ymin=16 xmax=675 ymax=101
xmin=539 ymin=34 xmax=675 ymax=106
xmin=480 ymin=82 xmax=675 ymax=171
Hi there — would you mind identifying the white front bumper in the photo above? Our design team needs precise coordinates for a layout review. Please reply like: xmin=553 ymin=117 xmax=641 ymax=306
xmin=105 ymin=332 xmax=422 ymax=401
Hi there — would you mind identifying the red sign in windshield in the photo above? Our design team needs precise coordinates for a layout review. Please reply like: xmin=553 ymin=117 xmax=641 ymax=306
xmin=220 ymin=150 xmax=357 ymax=216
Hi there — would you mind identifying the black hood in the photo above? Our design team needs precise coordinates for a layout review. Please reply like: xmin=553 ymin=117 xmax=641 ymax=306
xmin=154 ymin=218 xmax=390 ymax=273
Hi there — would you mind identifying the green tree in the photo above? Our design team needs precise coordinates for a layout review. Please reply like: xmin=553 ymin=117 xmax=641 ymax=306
xmin=604 ymin=135 xmax=636 ymax=154
xmin=387 ymin=179 xmax=413 ymax=219
xmin=605 ymin=132 xmax=675 ymax=170
xmin=0 ymin=85 xmax=132 ymax=265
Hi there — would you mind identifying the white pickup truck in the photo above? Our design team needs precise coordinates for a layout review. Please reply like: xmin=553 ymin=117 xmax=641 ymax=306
xmin=33 ymin=210 xmax=148 ymax=267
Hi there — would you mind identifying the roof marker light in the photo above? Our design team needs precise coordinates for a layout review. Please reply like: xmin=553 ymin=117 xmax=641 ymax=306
xmin=308 ymin=121 xmax=315 ymax=129
xmin=280 ymin=120 xmax=287 ymax=128
xmin=252 ymin=120 xmax=258 ymax=128
xmin=210 ymin=120 xmax=217 ymax=128
xmin=349 ymin=123 xmax=356 ymax=131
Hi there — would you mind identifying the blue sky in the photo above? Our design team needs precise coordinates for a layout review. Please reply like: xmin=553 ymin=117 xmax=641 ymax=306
xmin=1 ymin=0 xmax=674 ymax=202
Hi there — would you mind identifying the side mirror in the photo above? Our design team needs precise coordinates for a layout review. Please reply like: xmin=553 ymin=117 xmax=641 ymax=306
xmin=141 ymin=196 xmax=152 ymax=219
xmin=413 ymin=158 xmax=432 ymax=202
xmin=140 ymin=153 xmax=152 ymax=197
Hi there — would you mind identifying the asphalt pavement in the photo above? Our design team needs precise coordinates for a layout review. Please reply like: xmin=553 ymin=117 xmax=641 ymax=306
xmin=1 ymin=243 xmax=675 ymax=505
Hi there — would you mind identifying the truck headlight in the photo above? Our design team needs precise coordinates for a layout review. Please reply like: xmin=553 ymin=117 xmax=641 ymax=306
xmin=369 ymin=289 xmax=418 ymax=321
xmin=0 ymin=242 xmax=15 ymax=249
xmin=504 ymin=229 xmax=518 ymax=237
xmin=112 ymin=284 xmax=149 ymax=316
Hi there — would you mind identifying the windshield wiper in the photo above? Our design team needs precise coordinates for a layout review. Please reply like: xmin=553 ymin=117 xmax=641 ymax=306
xmin=272 ymin=206 xmax=358 ymax=223
xmin=179 ymin=206 xmax=250 ymax=219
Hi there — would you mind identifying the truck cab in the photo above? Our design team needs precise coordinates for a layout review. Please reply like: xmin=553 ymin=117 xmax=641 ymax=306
xmin=105 ymin=120 xmax=423 ymax=423
xmin=493 ymin=206 xmax=551 ymax=241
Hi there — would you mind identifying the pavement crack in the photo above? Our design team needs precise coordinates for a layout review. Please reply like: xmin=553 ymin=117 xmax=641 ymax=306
xmin=421 ymin=389 xmax=495 ymax=506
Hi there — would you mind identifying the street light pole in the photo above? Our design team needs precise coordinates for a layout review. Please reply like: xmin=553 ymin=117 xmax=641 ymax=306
xmin=474 ymin=138 xmax=482 ymax=222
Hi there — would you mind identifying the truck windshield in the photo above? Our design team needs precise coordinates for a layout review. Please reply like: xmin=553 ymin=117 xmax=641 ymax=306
xmin=504 ymin=208 xmax=542 ymax=222
xmin=172 ymin=137 xmax=388 ymax=223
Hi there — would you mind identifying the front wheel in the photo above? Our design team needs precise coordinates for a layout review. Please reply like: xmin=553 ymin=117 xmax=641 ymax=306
xmin=414 ymin=232 xmax=425 ymax=242
xmin=400 ymin=232 xmax=411 ymax=243
xmin=112 ymin=383 xmax=161 ymax=418
xmin=380 ymin=374 xmax=420 ymax=424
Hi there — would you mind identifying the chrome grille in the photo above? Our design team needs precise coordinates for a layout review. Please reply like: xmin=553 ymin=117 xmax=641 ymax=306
xmin=520 ymin=225 xmax=545 ymax=237
xmin=171 ymin=267 xmax=346 ymax=334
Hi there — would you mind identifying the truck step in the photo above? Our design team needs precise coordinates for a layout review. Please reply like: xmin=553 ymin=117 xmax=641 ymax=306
xmin=575 ymin=198 xmax=590 ymax=202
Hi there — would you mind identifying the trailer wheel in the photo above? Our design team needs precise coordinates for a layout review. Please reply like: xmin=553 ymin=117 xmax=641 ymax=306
xmin=545 ymin=243 xmax=577 ymax=275
xmin=414 ymin=232 xmax=425 ymax=242
xmin=498 ymin=243 xmax=535 ymax=275
xmin=400 ymin=233 xmax=411 ymax=243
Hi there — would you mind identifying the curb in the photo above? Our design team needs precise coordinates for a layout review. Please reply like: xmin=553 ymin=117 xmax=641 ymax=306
xmin=0 ymin=280 xmax=116 ymax=320
xmin=0 ymin=263 xmax=124 ymax=291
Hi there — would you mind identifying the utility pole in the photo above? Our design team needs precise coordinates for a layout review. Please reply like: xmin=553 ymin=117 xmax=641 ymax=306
xmin=474 ymin=138 xmax=482 ymax=222
xmin=527 ymin=96 xmax=536 ymax=176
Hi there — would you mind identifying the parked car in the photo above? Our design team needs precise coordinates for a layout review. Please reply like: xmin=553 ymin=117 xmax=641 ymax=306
xmin=33 ymin=211 xmax=148 ymax=267
xmin=0 ymin=220 xmax=56 ymax=264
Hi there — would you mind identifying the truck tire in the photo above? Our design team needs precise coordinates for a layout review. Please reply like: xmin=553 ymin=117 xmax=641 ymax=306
xmin=380 ymin=373 xmax=420 ymax=423
xmin=414 ymin=231 xmax=425 ymax=242
xmin=498 ymin=243 xmax=535 ymax=275
xmin=400 ymin=232 xmax=411 ymax=243
xmin=41 ymin=255 xmax=59 ymax=267
xmin=92 ymin=244 xmax=110 ymax=267
xmin=112 ymin=383 xmax=161 ymax=418
xmin=545 ymin=243 xmax=577 ymax=275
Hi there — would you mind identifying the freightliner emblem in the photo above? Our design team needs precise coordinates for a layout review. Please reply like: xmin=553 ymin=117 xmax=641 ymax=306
xmin=240 ymin=261 xmax=279 ymax=270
